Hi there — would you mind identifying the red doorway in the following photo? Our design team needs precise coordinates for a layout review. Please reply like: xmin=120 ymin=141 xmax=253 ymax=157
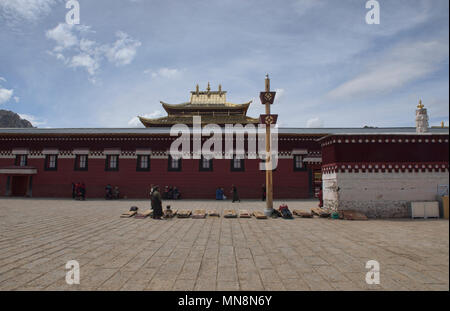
xmin=11 ymin=176 xmax=29 ymax=197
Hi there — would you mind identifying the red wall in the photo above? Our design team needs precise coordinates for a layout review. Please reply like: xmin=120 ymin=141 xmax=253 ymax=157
xmin=0 ymin=157 xmax=311 ymax=199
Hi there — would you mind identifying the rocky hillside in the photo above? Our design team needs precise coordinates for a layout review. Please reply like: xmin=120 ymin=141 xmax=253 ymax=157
xmin=0 ymin=110 xmax=33 ymax=128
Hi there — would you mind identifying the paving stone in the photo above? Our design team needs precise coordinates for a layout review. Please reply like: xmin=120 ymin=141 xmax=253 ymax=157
xmin=0 ymin=198 xmax=447 ymax=291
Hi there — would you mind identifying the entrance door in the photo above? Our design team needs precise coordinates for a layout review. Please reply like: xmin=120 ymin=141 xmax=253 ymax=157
xmin=11 ymin=176 xmax=28 ymax=196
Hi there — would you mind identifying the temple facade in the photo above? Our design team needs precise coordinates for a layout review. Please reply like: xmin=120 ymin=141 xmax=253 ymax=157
xmin=0 ymin=85 xmax=448 ymax=218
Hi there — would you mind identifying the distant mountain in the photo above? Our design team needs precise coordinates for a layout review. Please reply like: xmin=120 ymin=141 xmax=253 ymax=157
xmin=0 ymin=109 xmax=33 ymax=128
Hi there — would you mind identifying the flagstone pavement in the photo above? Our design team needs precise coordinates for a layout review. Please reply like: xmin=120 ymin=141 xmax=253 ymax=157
xmin=0 ymin=198 xmax=448 ymax=291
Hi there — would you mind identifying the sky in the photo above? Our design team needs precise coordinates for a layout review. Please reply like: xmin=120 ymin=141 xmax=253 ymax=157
xmin=0 ymin=0 xmax=448 ymax=128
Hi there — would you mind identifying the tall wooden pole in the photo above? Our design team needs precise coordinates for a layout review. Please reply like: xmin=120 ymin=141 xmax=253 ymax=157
xmin=265 ymin=75 xmax=273 ymax=212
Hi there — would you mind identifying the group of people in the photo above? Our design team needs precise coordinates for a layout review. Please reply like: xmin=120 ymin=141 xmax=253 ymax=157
xmin=162 ymin=186 xmax=181 ymax=200
xmin=105 ymin=184 xmax=120 ymax=200
xmin=72 ymin=182 xmax=86 ymax=200
xmin=215 ymin=185 xmax=241 ymax=202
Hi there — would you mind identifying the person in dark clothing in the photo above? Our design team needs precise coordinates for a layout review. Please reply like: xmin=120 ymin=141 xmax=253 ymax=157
xmin=151 ymin=186 xmax=163 ymax=219
xmin=231 ymin=184 xmax=240 ymax=203
xmin=72 ymin=182 xmax=76 ymax=199
xmin=105 ymin=184 xmax=113 ymax=199
xmin=318 ymin=186 xmax=323 ymax=208
xmin=262 ymin=184 xmax=266 ymax=201
xmin=80 ymin=182 xmax=86 ymax=200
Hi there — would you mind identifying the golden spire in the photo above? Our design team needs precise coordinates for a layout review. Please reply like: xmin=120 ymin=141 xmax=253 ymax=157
xmin=265 ymin=74 xmax=270 ymax=92
xmin=195 ymin=84 xmax=199 ymax=95
xmin=441 ymin=121 xmax=445 ymax=128
xmin=207 ymin=82 xmax=211 ymax=96
xmin=417 ymin=99 xmax=424 ymax=109
xmin=218 ymin=84 xmax=222 ymax=93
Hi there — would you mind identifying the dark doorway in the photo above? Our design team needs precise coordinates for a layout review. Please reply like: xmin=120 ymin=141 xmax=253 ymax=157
xmin=11 ymin=176 xmax=28 ymax=197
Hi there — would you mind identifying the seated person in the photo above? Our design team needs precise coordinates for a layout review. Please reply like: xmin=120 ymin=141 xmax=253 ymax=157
xmin=113 ymin=186 xmax=120 ymax=199
xmin=105 ymin=184 xmax=113 ymax=199
xmin=173 ymin=187 xmax=180 ymax=200
xmin=163 ymin=205 xmax=174 ymax=218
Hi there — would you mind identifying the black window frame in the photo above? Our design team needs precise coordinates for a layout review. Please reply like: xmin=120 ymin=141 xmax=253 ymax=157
xmin=293 ymin=155 xmax=307 ymax=171
xmin=105 ymin=155 xmax=119 ymax=171
xmin=199 ymin=156 xmax=213 ymax=172
xmin=44 ymin=154 xmax=58 ymax=171
xmin=168 ymin=155 xmax=182 ymax=172
xmin=15 ymin=154 xmax=28 ymax=167
xmin=230 ymin=156 xmax=245 ymax=172
xmin=74 ymin=154 xmax=89 ymax=171
xmin=136 ymin=155 xmax=151 ymax=172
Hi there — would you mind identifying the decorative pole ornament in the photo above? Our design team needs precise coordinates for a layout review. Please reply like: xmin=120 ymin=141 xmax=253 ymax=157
xmin=260 ymin=74 xmax=278 ymax=215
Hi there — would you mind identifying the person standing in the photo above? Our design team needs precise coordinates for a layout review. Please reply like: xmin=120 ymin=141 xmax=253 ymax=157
xmin=231 ymin=184 xmax=240 ymax=203
xmin=151 ymin=186 xmax=163 ymax=219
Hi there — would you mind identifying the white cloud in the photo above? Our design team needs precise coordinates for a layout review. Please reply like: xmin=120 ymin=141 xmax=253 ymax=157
xmin=327 ymin=39 xmax=449 ymax=99
xmin=46 ymin=24 xmax=141 ymax=83
xmin=46 ymin=23 xmax=78 ymax=50
xmin=146 ymin=67 xmax=181 ymax=79
xmin=0 ymin=0 xmax=60 ymax=24
xmin=0 ymin=77 xmax=6 ymax=82
xmin=104 ymin=31 xmax=142 ymax=66
xmin=306 ymin=117 xmax=324 ymax=128
xmin=128 ymin=110 xmax=164 ymax=127
xmin=13 ymin=96 xmax=19 ymax=103
xmin=0 ymin=84 xmax=13 ymax=105
xmin=18 ymin=113 xmax=47 ymax=127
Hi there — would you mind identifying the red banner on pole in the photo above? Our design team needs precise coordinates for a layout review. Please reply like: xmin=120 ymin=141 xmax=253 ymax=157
xmin=260 ymin=92 xmax=276 ymax=105
xmin=259 ymin=114 xmax=278 ymax=125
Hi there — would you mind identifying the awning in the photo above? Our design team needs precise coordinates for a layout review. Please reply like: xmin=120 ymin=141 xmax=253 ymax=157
xmin=0 ymin=166 xmax=38 ymax=175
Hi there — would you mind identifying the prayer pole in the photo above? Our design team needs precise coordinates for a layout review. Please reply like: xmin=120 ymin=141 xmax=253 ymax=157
xmin=259 ymin=75 xmax=277 ymax=216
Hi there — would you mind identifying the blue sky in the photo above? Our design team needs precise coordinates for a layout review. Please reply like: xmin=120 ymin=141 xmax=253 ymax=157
xmin=0 ymin=0 xmax=448 ymax=128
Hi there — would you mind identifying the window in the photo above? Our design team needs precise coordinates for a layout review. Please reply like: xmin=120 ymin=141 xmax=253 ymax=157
xmin=15 ymin=155 xmax=28 ymax=167
xmin=106 ymin=155 xmax=119 ymax=171
xmin=230 ymin=156 xmax=245 ymax=172
xmin=168 ymin=155 xmax=181 ymax=171
xmin=75 ymin=155 xmax=88 ymax=171
xmin=137 ymin=155 xmax=150 ymax=171
xmin=45 ymin=155 xmax=58 ymax=171
xmin=199 ymin=157 xmax=213 ymax=171
xmin=294 ymin=155 xmax=306 ymax=171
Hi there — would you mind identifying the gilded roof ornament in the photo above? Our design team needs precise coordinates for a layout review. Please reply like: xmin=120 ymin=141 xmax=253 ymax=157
xmin=417 ymin=99 xmax=424 ymax=109
xmin=195 ymin=84 xmax=199 ymax=95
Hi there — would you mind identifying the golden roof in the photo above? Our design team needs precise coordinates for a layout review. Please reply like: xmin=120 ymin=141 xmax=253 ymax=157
xmin=139 ymin=115 xmax=259 ymax=127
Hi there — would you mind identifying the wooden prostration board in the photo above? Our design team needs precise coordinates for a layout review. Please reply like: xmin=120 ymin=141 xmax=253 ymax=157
xmin=208 ymin=209 xmax=220 ymax=217
xmin=341 ymin=210 xmax=368 ymax=220
xmin=192 ymin=209 xmax=207 ymax=219
xmin=135 ymin=210 xmax=152 ymax=219
xmin=223 ymin=209 xmax=238 ymax=218
xmin=120 ymin=211 xmax=137 ymax=218
xmin=239 ymin=210 xmax=252 ymax=218
xmin=253 ymin=211 xmax=267 ymax=219
xmin=293 ymin=210 xmax=313 ymax=218
xmin=311 ymin=208 xmax=330 ymax=218
xmin=177 ymin=210 xmax=192 ymax=218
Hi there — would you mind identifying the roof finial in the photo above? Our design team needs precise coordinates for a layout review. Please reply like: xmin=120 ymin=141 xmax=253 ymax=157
xmin=417 ymin=99 xmax=424 ymax=109
xmin=207 ymin=82 xmax=211 ymax=92
xmin=218 ymin=84 xmax=222 ymax=92
xmin=265 ymin=74 xmax=270 ymax=92
xmin=441 ymin=121 xmax=445 ymax=128
xmin=195 ymin=84 xmax=199 ymax=95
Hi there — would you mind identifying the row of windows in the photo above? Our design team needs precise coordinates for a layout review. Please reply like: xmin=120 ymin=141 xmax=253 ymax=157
xmin=14 ymin=154 xmax=306 ymax=172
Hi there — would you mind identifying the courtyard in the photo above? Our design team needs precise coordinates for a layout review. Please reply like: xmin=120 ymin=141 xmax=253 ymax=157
xmin=0 ymin=198 xmax=448 ymax=291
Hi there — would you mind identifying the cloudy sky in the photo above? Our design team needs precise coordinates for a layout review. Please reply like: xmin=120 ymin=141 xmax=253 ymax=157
xmin=0 ymin=0 xmax=448 ymax=128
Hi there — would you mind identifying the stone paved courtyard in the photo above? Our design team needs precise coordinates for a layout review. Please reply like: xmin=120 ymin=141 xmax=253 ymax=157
xmin=0 ymin=198 xmax=448 ymax=291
